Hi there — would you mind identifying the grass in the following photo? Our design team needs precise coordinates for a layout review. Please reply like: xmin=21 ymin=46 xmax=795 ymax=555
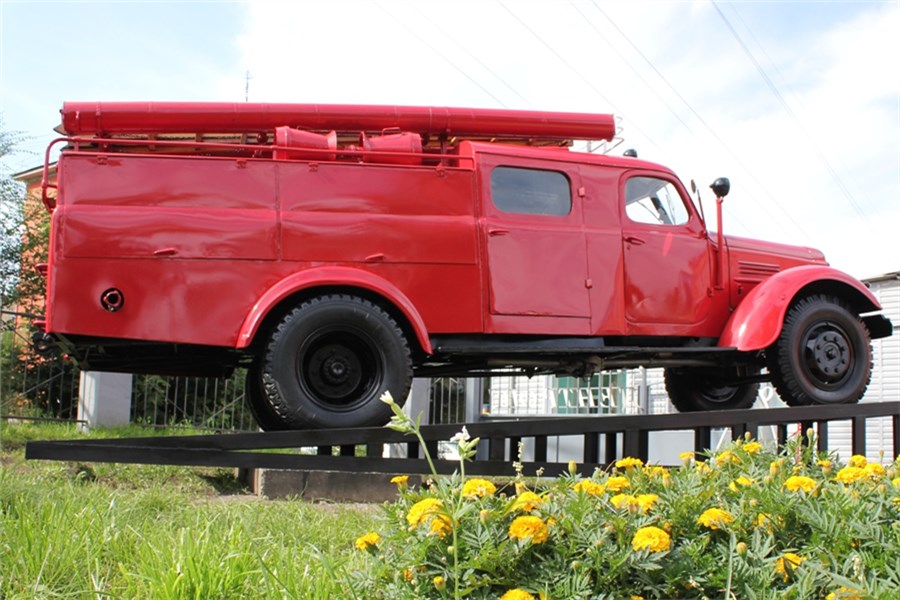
xmin=0 ymin=421 xmax=379 ymax=599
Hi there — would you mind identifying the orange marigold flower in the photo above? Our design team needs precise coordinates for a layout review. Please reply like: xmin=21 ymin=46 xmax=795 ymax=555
xmin=572 ymin=479 xmax=605 ymax=496
xmin=783 ymin=475 xmax=817 ymax=493
xmin=462 ymin=478 xmax=497 ymax=498
xmin=775 ymin=552 xmax=805 ymax=581
xmin=354 ymin=532 xmax=381 ymax=551
xmin=509 ymin=515 xmax=550 ymax=544
xmin=631 ymin=526 xmax=671 ymax=553
xmin=605 ymin=476 xmax=631 ymax=493
xmin=697 ymin=507 xmax=735 ymax=530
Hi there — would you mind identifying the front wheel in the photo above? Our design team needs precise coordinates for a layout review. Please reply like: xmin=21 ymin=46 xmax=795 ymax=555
xmin=664 ymin=367 xmax=760 ymax=412
xmin=259 ymin=294 xmax=413 ymax=429
xmin=767 ymin=294 xmax=871 ymax=406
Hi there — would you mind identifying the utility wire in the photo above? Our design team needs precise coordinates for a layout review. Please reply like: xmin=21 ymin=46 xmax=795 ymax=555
xmin=590 ymin=0 xmax=813 ymax=241
xmin=407 ymin=2 xmax=532 ymax=107
xmin=498 ymin=0 xmax=662 ymax=153
xmin=375 ymin=1 xmax=508 ymax=108
xmin=710 ymin=0 xmax=872 ymax=226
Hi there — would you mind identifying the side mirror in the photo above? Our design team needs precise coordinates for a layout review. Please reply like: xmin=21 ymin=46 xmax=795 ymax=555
xmin=710 ymin=177 xmax=730 ymax=198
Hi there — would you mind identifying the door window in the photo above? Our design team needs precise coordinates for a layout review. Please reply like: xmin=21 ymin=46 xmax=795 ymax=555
xmin=624 ymin=177 xmax=689 ymax=226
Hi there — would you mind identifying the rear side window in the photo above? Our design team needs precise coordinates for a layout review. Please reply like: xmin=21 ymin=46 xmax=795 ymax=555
xmin=490 ymin=167 xmax=571 ymax=216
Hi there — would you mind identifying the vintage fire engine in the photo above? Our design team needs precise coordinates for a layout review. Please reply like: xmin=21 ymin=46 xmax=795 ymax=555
xmin=35 ymin=102 xmax=893 ymax=429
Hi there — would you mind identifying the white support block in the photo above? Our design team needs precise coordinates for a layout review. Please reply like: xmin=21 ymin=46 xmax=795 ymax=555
xmin=77 ymin=371 xmax=133 ymax=431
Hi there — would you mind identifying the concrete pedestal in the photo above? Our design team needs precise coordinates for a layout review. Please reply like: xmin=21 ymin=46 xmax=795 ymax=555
xmin=77 ymin=371 xmax=133 ymax=431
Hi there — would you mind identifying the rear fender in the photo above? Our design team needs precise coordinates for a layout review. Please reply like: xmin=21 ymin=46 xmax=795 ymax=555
xmin=718 ymin=266 xmax=882 ymax=351
xmin=236 ymin=266 xmax=432 ymax=354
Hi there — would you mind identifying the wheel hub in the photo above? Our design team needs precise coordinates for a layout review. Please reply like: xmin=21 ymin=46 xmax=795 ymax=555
xmin=307 ymin=343 xmax=363 ymax=401
xmin=805 ymin=326 xmax=851 ymax=383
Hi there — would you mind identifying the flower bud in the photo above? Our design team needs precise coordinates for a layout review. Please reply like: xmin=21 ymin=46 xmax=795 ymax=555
xmin=433 ymin=575 xmax=446 ymax=591
xmin=568 ymin=460 xmax=578 ymax=475
xmin=736 ymin=542 xmax=748 ymax=555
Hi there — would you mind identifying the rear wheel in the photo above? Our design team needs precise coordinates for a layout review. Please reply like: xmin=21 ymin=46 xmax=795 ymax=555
xmin=245 ymin=362 xmax=288 ymax=431
xmin=664 ymin=367 xmax=759 ymax=412
xmin=767 ymin=294 xmax=871 ymax=406
xmin=259 ymin=294 xmax=413 ymax=429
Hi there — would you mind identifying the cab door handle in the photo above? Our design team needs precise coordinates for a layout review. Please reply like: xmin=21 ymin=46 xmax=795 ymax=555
xmin=489 ymin=228 xmax=510 ymax=237
xmin=624 ymin=235 xmax=646 ymax=246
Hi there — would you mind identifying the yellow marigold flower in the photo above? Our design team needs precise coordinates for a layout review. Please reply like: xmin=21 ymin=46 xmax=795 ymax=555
xmin=715 ymin=450 xmax=740 ymax=465
xmin=631 ymin=596 xmax=645 ymax=600
xmin=616 ymin=457 xmax=644 ymax=470
xmin=610 ymin=493 xmax=636 ymax=509
xmin=729 ymin=475 xmax=754 ymax=492
xmin=390 ymin=475 xmax=409 ymax=488
xmin=354 ymin=532 xmax=380 ymax=551
xmin=697 ymin=507 xmax=735 ymax=530
xmin=783 ymin=475 xmax=817 ymax=493
xmin=865 ymin=462 xmax=886 ymax=478
xmin=743 ymin=441 xmax=762 ymax=454
xmin=406 ymin=498 xmax=445 ymax=529
xmin=835 ymin=466 xmax=867 ymax=484
xmin=893 ymin=477 xmax=900 ymax=488
xmin=825 ymin=586 xmax=864 ymax=600
xmin=433 ymin=575 xmax=446 ymax=590
xmin=774 ymin=552 xmax=805 ymax=581
xmin=695 ymin=460 xmax=712 ymax=475
xmin=849 ymin=455 xmax=868 ymax=468
xmin=462 ymin=478 xmax=497 ymax=498
xmin=631 ymin=526 xmax=671 ymax=553
xmin=645 ymin=465 xmax=670 ymax=479
xmin=512 ymin=491 xmax=544 ymax=512
xmin=499 ymin=590 xmax=536 ymax=600
xmin=428 ymin=514 xmax=452 ymax=538
xmin=572 ymin=479 xmax=605 ymax=496
xmin=509 ymin=515 xmax=550 ymax=544
xmin=755 ymin=513 xmax=780 ymax=531
xmin=402 ymin=568 xmax=414 ymax=582
xmin=605 ymin=476 xmax=631 ymax=493
xmin=679 ymin=451 xmax=694 ymax=464
xmin=636 ymin=493 xmax=659 ymax=512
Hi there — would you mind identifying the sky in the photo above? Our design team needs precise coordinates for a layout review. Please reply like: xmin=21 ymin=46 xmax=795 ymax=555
xmin=1 ymin=0 xmax=898 ymax=280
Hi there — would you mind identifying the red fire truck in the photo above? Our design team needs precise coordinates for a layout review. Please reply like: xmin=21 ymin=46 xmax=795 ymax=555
xmin=36 ymin=102 xmax=892 ymax=429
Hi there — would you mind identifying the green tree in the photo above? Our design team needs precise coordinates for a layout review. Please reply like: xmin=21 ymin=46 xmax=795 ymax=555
xmin=0 ymin=125 xmax=27 ymax=307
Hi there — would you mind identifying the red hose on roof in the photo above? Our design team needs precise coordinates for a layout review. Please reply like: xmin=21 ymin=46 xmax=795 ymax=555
xmin=60 ymin=102 xmax=616 ymax=141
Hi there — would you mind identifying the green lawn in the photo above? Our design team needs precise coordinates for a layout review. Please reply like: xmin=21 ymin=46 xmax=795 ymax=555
xmin=0 ymin=422 xmax=379 ymax=599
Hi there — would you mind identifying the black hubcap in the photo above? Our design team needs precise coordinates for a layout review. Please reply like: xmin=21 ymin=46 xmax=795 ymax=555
xmin=300 ymin=332 xmax=379 ymax=408
xmin=803 ymin=322 xmax=852 ymax=385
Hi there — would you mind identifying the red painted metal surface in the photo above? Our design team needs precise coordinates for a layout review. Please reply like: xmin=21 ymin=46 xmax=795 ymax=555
xmin=38 ymin=100 xmax=892 ymax=417
xmin=60 ymin=101 xmax=617 ymax=141
xmin=717 ymin=265 xmax=881 ymax=350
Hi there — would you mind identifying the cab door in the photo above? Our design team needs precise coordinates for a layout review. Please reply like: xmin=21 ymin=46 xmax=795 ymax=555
xmin=479 ymin=157 xmax=591 ymax=326
xmin=620 ymin=173 xmax=713 ymax=328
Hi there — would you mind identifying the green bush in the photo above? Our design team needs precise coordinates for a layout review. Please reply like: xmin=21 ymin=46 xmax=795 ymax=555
xmin=350 ymin=395 xmax=900 ymax=599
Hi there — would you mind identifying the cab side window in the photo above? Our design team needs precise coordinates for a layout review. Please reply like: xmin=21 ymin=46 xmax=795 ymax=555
xmin=625 ymin=177 xmax=689 ymax=226
xmin=490 ymin=167 xmax=571 ymax=216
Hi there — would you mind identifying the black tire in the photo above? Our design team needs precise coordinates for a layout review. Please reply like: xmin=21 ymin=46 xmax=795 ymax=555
xmin=664 ymin=367 xmax=759 ymax=412
xmin=767 ymin=294 xmax=871 ymax=406
xmin=245 ymin=362 xmax=289 ymax=431
xmin=260 ymin=294 xmax=412 ymax=429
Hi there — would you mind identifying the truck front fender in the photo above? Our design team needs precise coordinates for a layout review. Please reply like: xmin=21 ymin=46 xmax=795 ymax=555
xmin=236 ymin=266 xmax=433 ymax=354
xmin=718 ymin=265 xmax=882 ymax=351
